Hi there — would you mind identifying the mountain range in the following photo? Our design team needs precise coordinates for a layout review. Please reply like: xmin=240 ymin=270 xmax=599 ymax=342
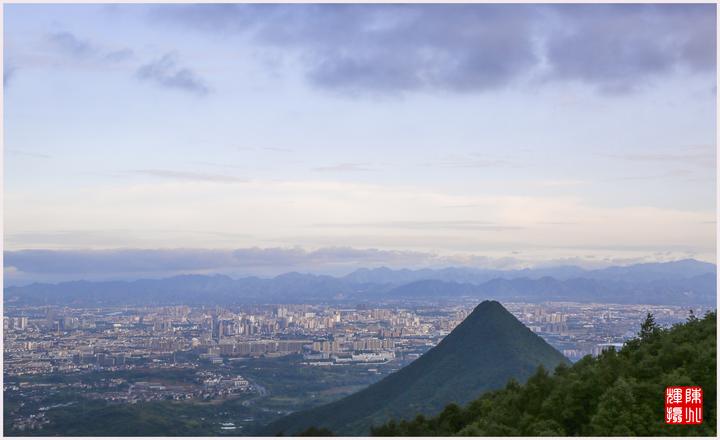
xmin=343 ymin=259 xmax=716 ymax=285
xmin=261 ymin=300 xmax=569 ymax=435
xmin=4 ymin=259 xmax=715 ymax=306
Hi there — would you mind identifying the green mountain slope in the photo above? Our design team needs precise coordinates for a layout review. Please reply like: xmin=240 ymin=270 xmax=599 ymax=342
xmin=262 ymin=300 xmax=568 ymax=435
xmin=372 ymin=311 xmax=717 ymax=436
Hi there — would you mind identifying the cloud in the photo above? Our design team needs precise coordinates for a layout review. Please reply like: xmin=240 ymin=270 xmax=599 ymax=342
xmin=229 ymin=246 xmax=435 ymax=268
xmin=194 ymin=161 xmax=245 ymax=169
xmin=314 ymin=220 xmax=522 ymax=231
xmin=46 ymin=31 xmax=96 ymax=58
xmin=130 ymin=169 xmax=245 ymax=183
xmin=5 ymin=246 xmax=713 ymax=285
xmin=4 ymin=229 xmax=254 ymax=250
xmin=533 ymin=180 xmax=588 ymax=187
xmin=606 ymin=170 xmax=703 ymax=183
xmin=6 ymin=31 xmax=134 ymax=86
xmin=4 ymin=64 xmax=17 ymax=87
xmin=605 ymin=146 xmax=715 ymax=168
xmin=104 ymin=48 xmax=134 ymax=62
xmin=155 ymin=4 xmax=538 ymax=95
xmin=7 ymin=149 xmax=51 ymax=159
xmin=543 ymin=4 xmax=716 ymax=93
xmin=5 ymin=248 xmax=236 ymax=274
xmin=2 ymin=246 xmax=462 ymax=280
xmin=428 ymin=154 xmax=512 ymax=169
xmin=313 ymin=162 xmax=375 ymax=172
xmin=600 ymin=146 xmax=715 ymax=183
xmin=45 ymin=31 xmax=135 ymax=63
xmin=5 ymin=179 xmax=715 ymax=272
xmin=152 ymin=3 xmax=715 ymax=96
xmin=136 ymin=53 xmax=210 ymax=95
xmin=230 ymin=146 xmax=294 ymax=153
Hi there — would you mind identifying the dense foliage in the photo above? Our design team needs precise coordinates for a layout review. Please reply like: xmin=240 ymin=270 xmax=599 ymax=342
xmin=297 ymin=427 xmax=334 ymax=436
xmin=371 ymin=311 xmax=716 ymax=436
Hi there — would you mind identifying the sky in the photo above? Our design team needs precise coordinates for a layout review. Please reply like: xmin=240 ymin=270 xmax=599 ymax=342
xmin=3 ymin=3 xmax=717 ymax=284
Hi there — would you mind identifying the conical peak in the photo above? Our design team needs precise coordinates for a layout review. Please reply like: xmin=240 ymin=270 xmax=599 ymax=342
xmin=470 ymin=299 xmax=506 ymax=316
xmin=448 ymin=300 xmax=531 ymax=341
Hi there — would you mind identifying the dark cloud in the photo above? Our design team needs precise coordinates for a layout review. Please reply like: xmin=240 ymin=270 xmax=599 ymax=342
xmin=154 ymin=4 xmax=538 ymax=95
xmin=151 ymin=3 xmax=715 ymax=96
xmin=5 ymin=249 xmax=235 ymax=274
xmin=136 ymin=53 xmax=210 ymax=95
xmin=543 ymin=4 xmax=716 ymax=94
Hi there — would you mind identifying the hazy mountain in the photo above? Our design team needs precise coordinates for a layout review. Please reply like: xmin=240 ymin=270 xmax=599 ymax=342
xmin=385 ymin=275 xmax=715 ymax=305
xmin=4 ymin=260 xmax=715 ymax=306
xmin=261 ymin=300 xmax=569 ymax=435
xmin=585 ymin=259 xmax=717 ymax=282
xmin=343 ymin=259 xmax=715 ymax=285
xmin=384 ymin=279 xmax=483 ymax=298
xmin=341 ymin=265 xmax=588 ymax=285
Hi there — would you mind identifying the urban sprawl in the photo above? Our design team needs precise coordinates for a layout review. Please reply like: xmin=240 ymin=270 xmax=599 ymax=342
xmin=4 ymin=300 xmax=704 ymax=431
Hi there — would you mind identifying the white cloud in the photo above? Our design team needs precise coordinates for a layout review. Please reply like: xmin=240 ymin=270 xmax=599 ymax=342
xmin=5 ymin=179 xmax=715 ymax=265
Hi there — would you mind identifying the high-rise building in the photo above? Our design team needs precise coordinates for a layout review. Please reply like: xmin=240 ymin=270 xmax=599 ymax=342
xmin=211 ymin=314 xmax=221 ymax=342
xmin=46 ymin=308 xmax=56 ymax=328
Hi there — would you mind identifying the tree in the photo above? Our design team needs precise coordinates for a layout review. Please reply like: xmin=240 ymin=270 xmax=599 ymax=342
xmin=297 ymin=426 xmax=334 ymax=436
xmin=588 ymin=377 xmax=645 ymax=435
xmin=638 ymin=312 xmax=659 ymax=340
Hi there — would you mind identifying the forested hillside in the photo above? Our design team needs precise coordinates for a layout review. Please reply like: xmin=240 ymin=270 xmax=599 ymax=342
xmin=372 ymin=311 xmax=716 ymax=436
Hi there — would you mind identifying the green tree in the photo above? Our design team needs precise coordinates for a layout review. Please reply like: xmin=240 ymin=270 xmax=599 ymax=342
xmin=297 ymin=426 xmax=334 ymax=436
xmin=588 ymin=377 xmax=645 ymax=435
xmin=639 ymin=312 xmax=659 ymax=340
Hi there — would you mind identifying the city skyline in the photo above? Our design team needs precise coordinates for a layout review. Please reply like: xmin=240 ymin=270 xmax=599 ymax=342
xmin=4 ymin=4 xmax=717 ymax=284
xmin=4 ymin=298 xmax=710 ymax=434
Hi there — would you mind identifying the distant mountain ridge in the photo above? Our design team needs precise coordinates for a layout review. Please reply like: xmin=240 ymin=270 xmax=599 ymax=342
xmin=342 ymin=259 xmax=716 ymax=284
xmin=386 ymin=273 xmax=715 ymax=304
xmin=261 ymin=300 xmax=569 ymax=435
xmin=4 ymin=259 xmax=715 ymax=306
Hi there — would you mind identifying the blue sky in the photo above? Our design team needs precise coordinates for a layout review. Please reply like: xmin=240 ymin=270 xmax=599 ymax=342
xmin=3 ymin=4 xmax=717 ymax=284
